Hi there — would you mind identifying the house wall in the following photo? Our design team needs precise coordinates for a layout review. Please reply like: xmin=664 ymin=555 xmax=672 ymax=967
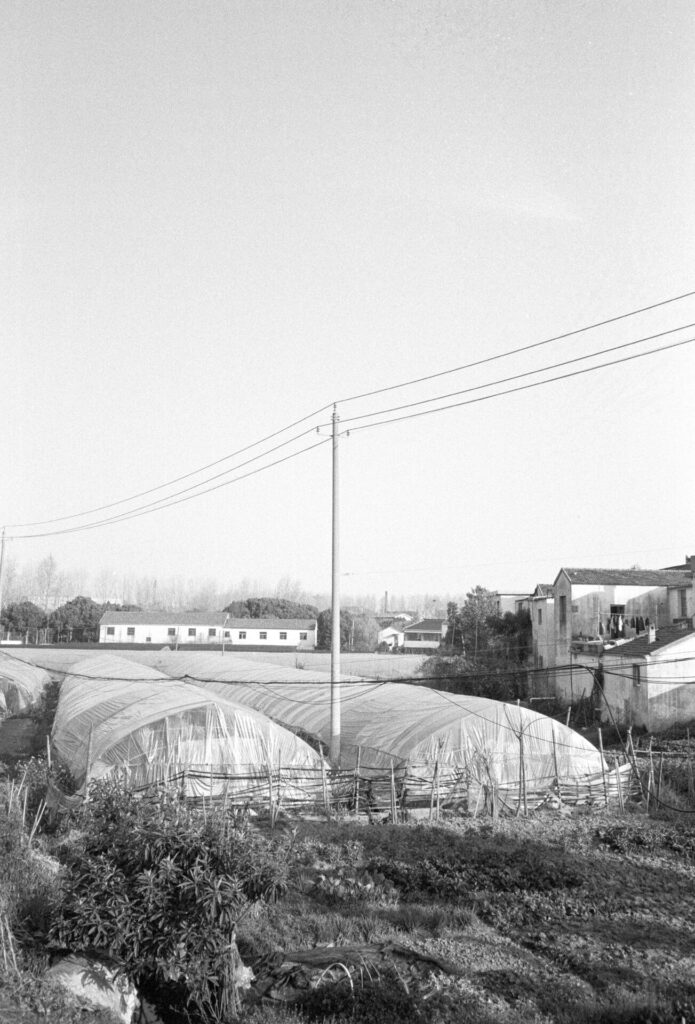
xmin=601 ymin=636 xmax=695 ymax=730
xmin=552 ymin=577 xmax=670 ymax=681
xmin=553 ymin=654 xmax=597 ymax=706
xmin=667 ymin=586 xmax=694 ymax=623
xmin=531 ymin=598 xmax=555 ymax=670
xmin=378 ymin=628 xmax=404 ymax=650
xmin=99 ymin=623 xmax=316 ymax=648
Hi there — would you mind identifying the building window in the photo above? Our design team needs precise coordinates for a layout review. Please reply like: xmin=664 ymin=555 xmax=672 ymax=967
xmin=127 ymin=627 xmax=135 ymax=637
xmin=208 ymin=628 xmax=217 ymax=638
xmin=678 ymin=588 xmax=688 ymax=617
xmin=239 ymin=631 xmax=246 ymax=640
xmin=537 ymin=609 xmax=542 ymax=626
xmin=559 ymin=596 xmax=567 ymax=627
xmin=106 ymin=626 xmax=115 ymax=636
xmin=188 ymin=628 xmax=196 ymax=637
xmin=260 ymin=631 xmax=267 ymax=640
xmin=300 ymin=632 xmax=307 ymax=640
xmin=610 ymin=604 xmax=626 ymax=615
xmin=224 ymin=630 xmax=230 ymax=638
xmin=145 ymin=637 xmax=151 ymax=643
xmin=167 ymin=628 xmax=176 ymax=637
xmin=632 ymin=665 xmax=641 ymax=687
xmin=279 ymin=631 xmax=287 ymax=640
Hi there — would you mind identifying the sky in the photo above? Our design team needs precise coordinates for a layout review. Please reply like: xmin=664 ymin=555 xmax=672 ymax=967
xmin=3 ymin=0 xmax=695 ymax=605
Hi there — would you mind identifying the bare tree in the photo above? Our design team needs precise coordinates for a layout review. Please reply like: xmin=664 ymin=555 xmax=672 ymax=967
xmin=275 ymin=576 xmax=308 ymax=602
xmin=36 ymin=555 xmax=60 ymax=613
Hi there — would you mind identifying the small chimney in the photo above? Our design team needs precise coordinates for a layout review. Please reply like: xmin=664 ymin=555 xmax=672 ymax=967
xmin=648 ymin=623 xmax=656 ymax=644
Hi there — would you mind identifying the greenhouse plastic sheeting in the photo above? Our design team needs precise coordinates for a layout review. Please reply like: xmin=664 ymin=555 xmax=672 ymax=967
xmin=50 ymin=654 xmax=326 ymax=799
xmin=111 ymin=649 xmax=366 ymax=685
xmin=124 ymin=654 xmax=606 ymax=791
xmin=0 ymin=651 xmax=50 ymax=714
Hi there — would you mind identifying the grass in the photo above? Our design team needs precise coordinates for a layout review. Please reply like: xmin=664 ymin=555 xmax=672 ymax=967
xmin=2 ymin=744 xmax=695 ymax=1023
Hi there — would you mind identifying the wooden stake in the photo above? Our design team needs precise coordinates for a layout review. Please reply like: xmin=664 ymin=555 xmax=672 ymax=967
xmin=84 ymin=726 xmax=94 ymax=802
xmin=597 ymin=728 xmax=609 ymax=808
xmin=517 ymin=730 xmax=527 ymax=817
xmin=615 ymin=759 xmax=625 ymax=812
xmin=320 ymin=750 xmax=329 ymax=818
xmin=429 ymin=760 xmax=437 ymax=822
xmin=354 ymin=747 xmax=361 ymax=816
xmin=435 ymin=758 xmax=441 ymax=822
xmin=266 ymin=751 xmax=275 ymax=825
xmin=565 ymin=707 xmax=571 ymax=728
xmin=551 ymin=724 xmax=560 ymax=801
xmin=390 ymin=760 xmax=397 ymax=824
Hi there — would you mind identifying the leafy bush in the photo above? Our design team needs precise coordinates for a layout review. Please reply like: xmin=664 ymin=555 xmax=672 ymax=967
xmin=51 ymin=779 xmax=295 ymax=1022
xmin=595 ymin=821 xmax=695 ymax=859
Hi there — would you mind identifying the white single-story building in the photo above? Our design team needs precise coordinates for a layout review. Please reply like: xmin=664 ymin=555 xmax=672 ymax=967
xmin=401 ymin=618 xmax=447 ymax=653
xmin=377 ymin=624 xmax=405 ymax=650
xmin=601 ymin=625 xmax=695 ymax=731
xmin=98 ymin=612 xmax=317 ymax=649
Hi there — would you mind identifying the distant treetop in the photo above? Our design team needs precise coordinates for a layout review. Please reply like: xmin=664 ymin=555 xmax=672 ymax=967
xmin=221 ymin=598 xmax=319 ymax=619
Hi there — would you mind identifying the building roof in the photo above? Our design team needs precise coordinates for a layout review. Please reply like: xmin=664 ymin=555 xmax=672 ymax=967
xmin=403 ymin=618 xmax=445 ymax=633
xmin=531 ymin=584 xmax=555 ymax=599
xmin=602 ymin=626 xmax=695 ymax=659
xmin=99 ymin=611 xmax=316 ymax=630
xmin=556 ymin=568 xmax=692 ymax=588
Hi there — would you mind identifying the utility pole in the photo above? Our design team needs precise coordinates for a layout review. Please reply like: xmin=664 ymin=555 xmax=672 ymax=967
xmin=330 ymin=405 xmax=341 ymax=764
xmin=0 ymin=528 xmax=6 ymax=641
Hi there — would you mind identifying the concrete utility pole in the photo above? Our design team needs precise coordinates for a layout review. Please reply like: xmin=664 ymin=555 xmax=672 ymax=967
xmin=330 ymin=405 xmax=341 ymax=764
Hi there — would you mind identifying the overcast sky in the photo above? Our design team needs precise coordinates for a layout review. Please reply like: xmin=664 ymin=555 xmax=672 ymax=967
xmin=3 ymin=0 xmax=695 ymax=602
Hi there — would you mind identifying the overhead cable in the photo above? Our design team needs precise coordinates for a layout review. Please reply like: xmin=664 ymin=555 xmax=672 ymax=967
xmin=334 ymin=288 xmax=695 ymax=405
xmin=340 ymin=336 xmax=695 ymax=435
xmin=10 ymin=436 xmax=331 ymax=540
xmin=5 ymin=403 xmax=334 ymax=529
xmin=335 ymin=322 xmax=695 ymax=427
xmin=7 ymin=288 xmax=694 ymax=532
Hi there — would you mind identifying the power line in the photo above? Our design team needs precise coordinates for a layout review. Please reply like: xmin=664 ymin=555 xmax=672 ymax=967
xmin=335 ymin=322 xmax=695 ymax=427
xmin=6 ymin=289 xmax=695 ymax=533
xmin=334 ymin=288 xmax=695 ymax=405
xmin=10 ymin=436 xmax=331 ymax=540
xmin=6 ymin=403 xmax=334 ymax=529
xmin=340 ymin=335 xmax=695 ymax=436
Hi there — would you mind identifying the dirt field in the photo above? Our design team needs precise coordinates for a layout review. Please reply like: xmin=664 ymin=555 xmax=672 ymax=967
xmin=239 ymin=806 xmax=695 ymax=1023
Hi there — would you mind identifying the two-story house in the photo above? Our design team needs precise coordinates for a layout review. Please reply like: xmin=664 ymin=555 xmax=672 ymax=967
xmin=550 ymin=567 xmax=692 ymax=703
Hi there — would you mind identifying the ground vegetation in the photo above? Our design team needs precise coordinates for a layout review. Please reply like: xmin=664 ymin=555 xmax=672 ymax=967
xmin=1 ymin=731 xmax=695 ymax=1023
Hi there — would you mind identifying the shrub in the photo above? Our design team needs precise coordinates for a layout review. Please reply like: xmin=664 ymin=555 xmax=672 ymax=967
xmin=51 ymin=779 xmax=295 ymax=1022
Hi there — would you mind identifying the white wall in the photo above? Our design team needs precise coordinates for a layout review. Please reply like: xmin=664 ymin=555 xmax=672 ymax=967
xmin=100 ymin=623 xmax=316 ymax=648
xmin=602 ymin=635 xmax=695 ymax=730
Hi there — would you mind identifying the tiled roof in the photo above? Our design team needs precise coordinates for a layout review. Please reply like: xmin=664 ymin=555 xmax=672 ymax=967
xmin=557 ymin=568 xmax=692 ymax=587
xmin=403 ymin=618 xmax=445 ymax=633
xmin=532 ymin=584 xmax=555 ymax=598
xmin=602 ymin=626 xmax=695 ymax=658
xmin=98 ymin=611 xmax=316 ymax=630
